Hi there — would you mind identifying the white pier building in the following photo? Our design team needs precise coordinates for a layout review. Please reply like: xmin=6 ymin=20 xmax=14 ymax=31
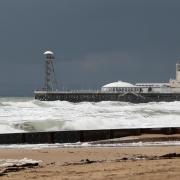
xmin=101 ymin=63 xmax=180 ymax=93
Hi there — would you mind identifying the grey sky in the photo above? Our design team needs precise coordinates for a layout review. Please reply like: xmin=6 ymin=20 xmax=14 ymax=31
xmin=0 ymin=0 xmax=180 ymax=96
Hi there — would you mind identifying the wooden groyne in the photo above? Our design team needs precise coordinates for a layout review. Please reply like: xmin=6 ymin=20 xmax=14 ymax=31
xmin=0 ymin=127 xmax=180 ymax=145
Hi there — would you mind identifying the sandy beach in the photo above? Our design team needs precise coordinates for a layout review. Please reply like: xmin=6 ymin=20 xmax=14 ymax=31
xmin=0 ymin=135 xmax=180 ymax=180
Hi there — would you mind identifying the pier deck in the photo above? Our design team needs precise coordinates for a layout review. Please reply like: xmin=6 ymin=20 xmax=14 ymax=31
xmin=34 ymin=90 xmax=180 ymax=102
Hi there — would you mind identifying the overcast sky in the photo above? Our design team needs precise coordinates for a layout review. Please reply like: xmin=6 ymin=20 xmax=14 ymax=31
xmin=0 ymin=0 xmax=180 ymax=96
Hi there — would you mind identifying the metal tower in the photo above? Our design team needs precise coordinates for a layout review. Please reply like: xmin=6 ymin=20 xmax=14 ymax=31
xmin=43 ymin=50 xmax=58 ymax=91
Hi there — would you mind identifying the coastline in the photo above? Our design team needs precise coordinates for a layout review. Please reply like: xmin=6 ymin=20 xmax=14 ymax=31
xmin=0 ymin=134 xmax=180 ymax=179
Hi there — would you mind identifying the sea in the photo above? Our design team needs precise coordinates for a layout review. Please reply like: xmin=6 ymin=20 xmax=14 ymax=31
xmin=0 ymin=97 xmax=180 ymax=148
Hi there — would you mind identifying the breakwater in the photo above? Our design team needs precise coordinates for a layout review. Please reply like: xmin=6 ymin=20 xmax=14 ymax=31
xmin=0 ymin=127 xmax=180 ymax=144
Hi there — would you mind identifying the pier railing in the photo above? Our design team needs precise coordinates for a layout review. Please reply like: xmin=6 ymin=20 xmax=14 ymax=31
xmin=35 ymin=90 xmax=103 ymax=94
xmin=34 ymin=89 xmax=177 ymax=94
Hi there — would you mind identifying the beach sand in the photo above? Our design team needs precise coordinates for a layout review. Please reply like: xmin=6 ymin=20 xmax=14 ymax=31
xmin=0 ymin=135 xmax=180 ymax=180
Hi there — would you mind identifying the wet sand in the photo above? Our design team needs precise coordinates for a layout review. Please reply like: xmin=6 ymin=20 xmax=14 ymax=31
xmin=0 ymin=136 xmax=180 ymax=179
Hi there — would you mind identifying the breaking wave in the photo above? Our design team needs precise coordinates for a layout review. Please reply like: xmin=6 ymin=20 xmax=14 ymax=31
xmin=0 ymin=97 xmax=180 ymax=133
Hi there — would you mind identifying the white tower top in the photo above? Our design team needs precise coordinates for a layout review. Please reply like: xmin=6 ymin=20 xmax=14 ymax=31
xmin=44 ymin=50 xmax=54 ymax=55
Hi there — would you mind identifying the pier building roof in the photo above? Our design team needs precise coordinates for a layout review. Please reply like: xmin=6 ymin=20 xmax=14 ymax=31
xmin=44 ymin=50 xmax=54 ymax=55
xmin=102 ymin=81 xmax=134 ymax=88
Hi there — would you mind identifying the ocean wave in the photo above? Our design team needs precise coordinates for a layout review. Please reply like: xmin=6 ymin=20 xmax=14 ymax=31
xmin=0 ymin=97 xmax=180 ymax=133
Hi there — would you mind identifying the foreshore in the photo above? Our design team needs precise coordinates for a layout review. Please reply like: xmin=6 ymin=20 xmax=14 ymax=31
xmin=0 ymin=134 xmax=180 ymax=180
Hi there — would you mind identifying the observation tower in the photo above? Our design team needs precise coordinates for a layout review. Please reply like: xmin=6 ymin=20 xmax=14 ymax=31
xmin=43 ymin=50 xmax=58 ymax=91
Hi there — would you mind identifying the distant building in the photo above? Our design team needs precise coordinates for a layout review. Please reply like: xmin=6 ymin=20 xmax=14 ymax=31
xmin=101 ymin=63 xmax=180 ymax=93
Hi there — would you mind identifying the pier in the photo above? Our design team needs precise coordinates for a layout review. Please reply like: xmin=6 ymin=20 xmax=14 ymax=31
xmin=34 ymin=51 xmax=180 ymax=102
xmin=35 ymin=90 xmax=180 ymax=102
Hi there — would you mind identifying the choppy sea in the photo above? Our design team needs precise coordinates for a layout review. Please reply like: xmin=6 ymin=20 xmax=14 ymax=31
xmin=0 ymin=97 xmax=180 ymax=148
xmin=0 ymin=97 xmax=180 ymax=134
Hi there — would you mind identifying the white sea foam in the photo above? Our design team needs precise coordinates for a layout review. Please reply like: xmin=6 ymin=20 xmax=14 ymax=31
xmin=0 ymin=97 xmax=180 ymax=133
xmin=0 ymin=158 xmax=41 ymax=167
xmin=0 ymin=141 xmax=180 ymax=149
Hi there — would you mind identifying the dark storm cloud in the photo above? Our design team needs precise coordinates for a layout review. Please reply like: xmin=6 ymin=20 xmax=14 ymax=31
xmin=0 ymin=0 xmax=180 ymax=95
